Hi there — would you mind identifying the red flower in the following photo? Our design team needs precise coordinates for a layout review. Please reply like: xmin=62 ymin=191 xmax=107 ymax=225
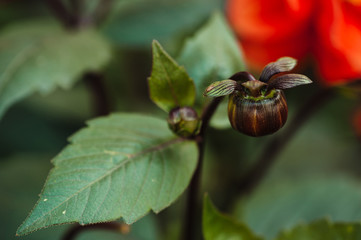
xmin=227 ymin=0 xmax=361 ymax=85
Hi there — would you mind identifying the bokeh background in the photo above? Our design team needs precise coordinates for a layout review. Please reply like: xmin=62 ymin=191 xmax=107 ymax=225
xmin=1 ymin=0 xmax=361 ymax=240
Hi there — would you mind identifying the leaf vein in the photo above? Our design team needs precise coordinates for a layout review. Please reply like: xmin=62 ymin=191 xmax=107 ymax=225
xmin=127 ymin=152 xmax=153 ymax=219
xmin=26 ymin=137 xmax=182 ymax=228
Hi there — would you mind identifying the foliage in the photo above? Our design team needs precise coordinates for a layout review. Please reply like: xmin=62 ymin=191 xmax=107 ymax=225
xmin=148 ymin=40 xmax=195 ymax=112
xmin=0 ymin=20 xmax=111 ymax=119
xmin=204 ymin=195 xmax=361 ymax=240
xmin=0 ymin=1 xmax=360 ymax=240
xmin=203 ymin=194 xmax=262 ymax=240
xmin=17 ymin=114 xmax=197 ymax=235
xmin=178 ymin=11 xmax=245 ymax=101
xmin=277 ymin=220 xmax=361 ymax=240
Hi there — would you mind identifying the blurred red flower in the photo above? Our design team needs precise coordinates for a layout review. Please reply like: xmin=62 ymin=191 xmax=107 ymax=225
xmin=227 ymin=0 xmax=361 ymax=85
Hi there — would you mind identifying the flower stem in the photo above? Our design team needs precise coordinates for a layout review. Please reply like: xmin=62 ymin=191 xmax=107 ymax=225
xmin=84 ymin=72 xmax=110 ymax=116
xmin=62 ymin=222 xmax=130 ymax=240
xmin=182 ymin=97 xmax=224 ymax=240
xmin=93 ymin=0 xmax=114 ymax=26
xmin=235 ymin=87 xmax=335 ymax=197
xmin=45 ymin=0 xmax=76 ymax=28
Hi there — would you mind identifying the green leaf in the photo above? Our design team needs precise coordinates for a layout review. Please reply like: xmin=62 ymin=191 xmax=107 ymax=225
xmin=276 ymin=220 xmax=361 ymax=240
xmin=178 ymin=12 xmax=245 ymax=100
xmin=235 ymin=177 xmax=361 ymax=239
xmin=102 ymin=0 xmax=222 ymax=48
xmin=0 ymin=20 xmax=112 ymax=119
xmin=203 ymin=194 xmax=263 ymax=240
xmin=148 ymin=40 xmax=196 ymax=112
xmin=17 ymin=113 xmax=198 ymax=235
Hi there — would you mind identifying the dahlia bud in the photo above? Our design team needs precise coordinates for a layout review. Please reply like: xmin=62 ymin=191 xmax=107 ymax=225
xmin=167 ymin=106 xmax=200 ymax=138
xmin=204 ymin=57 xmax=312 ymax=137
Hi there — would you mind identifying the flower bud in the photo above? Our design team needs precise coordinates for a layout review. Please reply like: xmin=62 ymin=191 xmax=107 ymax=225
xmin=167 ymin=107 xmax=200 ymax=137
xmin=228 ymin=88 xmax=288 ymax=137
xmin=204 ymin=57 xmax=312 ymax=137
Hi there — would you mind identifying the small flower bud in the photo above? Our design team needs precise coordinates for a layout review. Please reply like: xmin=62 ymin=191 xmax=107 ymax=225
xmin=167 ymin=107 xmax=200 ymax=137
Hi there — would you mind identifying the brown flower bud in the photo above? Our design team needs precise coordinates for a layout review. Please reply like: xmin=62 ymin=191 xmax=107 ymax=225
xmin=204 ymin=57 xmax=312 ymax=137
xmin=228 ymin=88 xmax=288 ymax=137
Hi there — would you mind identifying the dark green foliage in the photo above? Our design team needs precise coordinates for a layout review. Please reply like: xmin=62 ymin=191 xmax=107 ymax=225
xmin=0 ymin=1 xmax=359 ymax=240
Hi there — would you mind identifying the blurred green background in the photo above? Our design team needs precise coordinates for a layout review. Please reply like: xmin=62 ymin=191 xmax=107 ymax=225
xmin=1 ymin=0 xmax=361 ymax=240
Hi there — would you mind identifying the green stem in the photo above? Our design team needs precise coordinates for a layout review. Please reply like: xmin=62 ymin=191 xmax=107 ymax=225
xmin=182 ymin=97 xmax=224 ymax=240
xmin=62 ymin=222 xmax=129 ymax=240
xmin=45 ymin=0 xmax=76 ymax=28
xmin=68 ymin=0 xmax=84 ymax=27
xmin=84 ymin=72 xmax=110 ymax=116
xmin=93 ymin=0 xmax=114 ymax=25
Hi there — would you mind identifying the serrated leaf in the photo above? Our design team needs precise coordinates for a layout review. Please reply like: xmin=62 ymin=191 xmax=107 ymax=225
xmin=178 ymin=11 xmax=245 ymax=100
xmin=203 ymin=194 xmax=263 ymax=240
xmin=148 ymin=40 xmax=196 ymax=112
xmin=0 ymin=20 xmax=112 ymax=119
xmin=17 ymin=113 xmax=198 ymax=235
xmin=276 ymin=220 xmax=361 ymax=240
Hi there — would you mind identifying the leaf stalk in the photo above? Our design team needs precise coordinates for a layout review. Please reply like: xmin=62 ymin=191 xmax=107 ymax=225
xmin=182 ymin=97 xmax=224 ymax=240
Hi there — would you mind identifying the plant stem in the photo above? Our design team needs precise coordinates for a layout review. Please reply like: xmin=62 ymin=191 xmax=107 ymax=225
xmin=69 ymin=0 xmax=83 ymax=16
xmin=68 ymin=0 xmax=84 ymax=26
xmin=45 ymin=0 xmax=76 ymax=28
xmin=235 ymin=87 xmax=335 ymax=197
xmin=84 ymin=72 xmax=110 ymax=116
xmin=93 ymin=0 xmax=114 ymax=25
xmin=182 ymin=137 xmax=204 ymax=240
xmin=182 ymin=97 xmax=224 ymax=240
xmin=62 ymin=222 xmax=130 ymax=240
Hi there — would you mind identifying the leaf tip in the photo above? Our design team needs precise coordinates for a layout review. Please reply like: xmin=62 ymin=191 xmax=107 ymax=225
xmin=15 ymin=224 xmax=27 ymax=236
xmin=151 ymin=39 xmax=162 ymax=51
xmin=203 ymin=192 xmax=209 ymax=200
xmin=203 ymin=192 xmax=213 ymax=212
xmin=16 ymin=216 xmax=38 ymax=236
